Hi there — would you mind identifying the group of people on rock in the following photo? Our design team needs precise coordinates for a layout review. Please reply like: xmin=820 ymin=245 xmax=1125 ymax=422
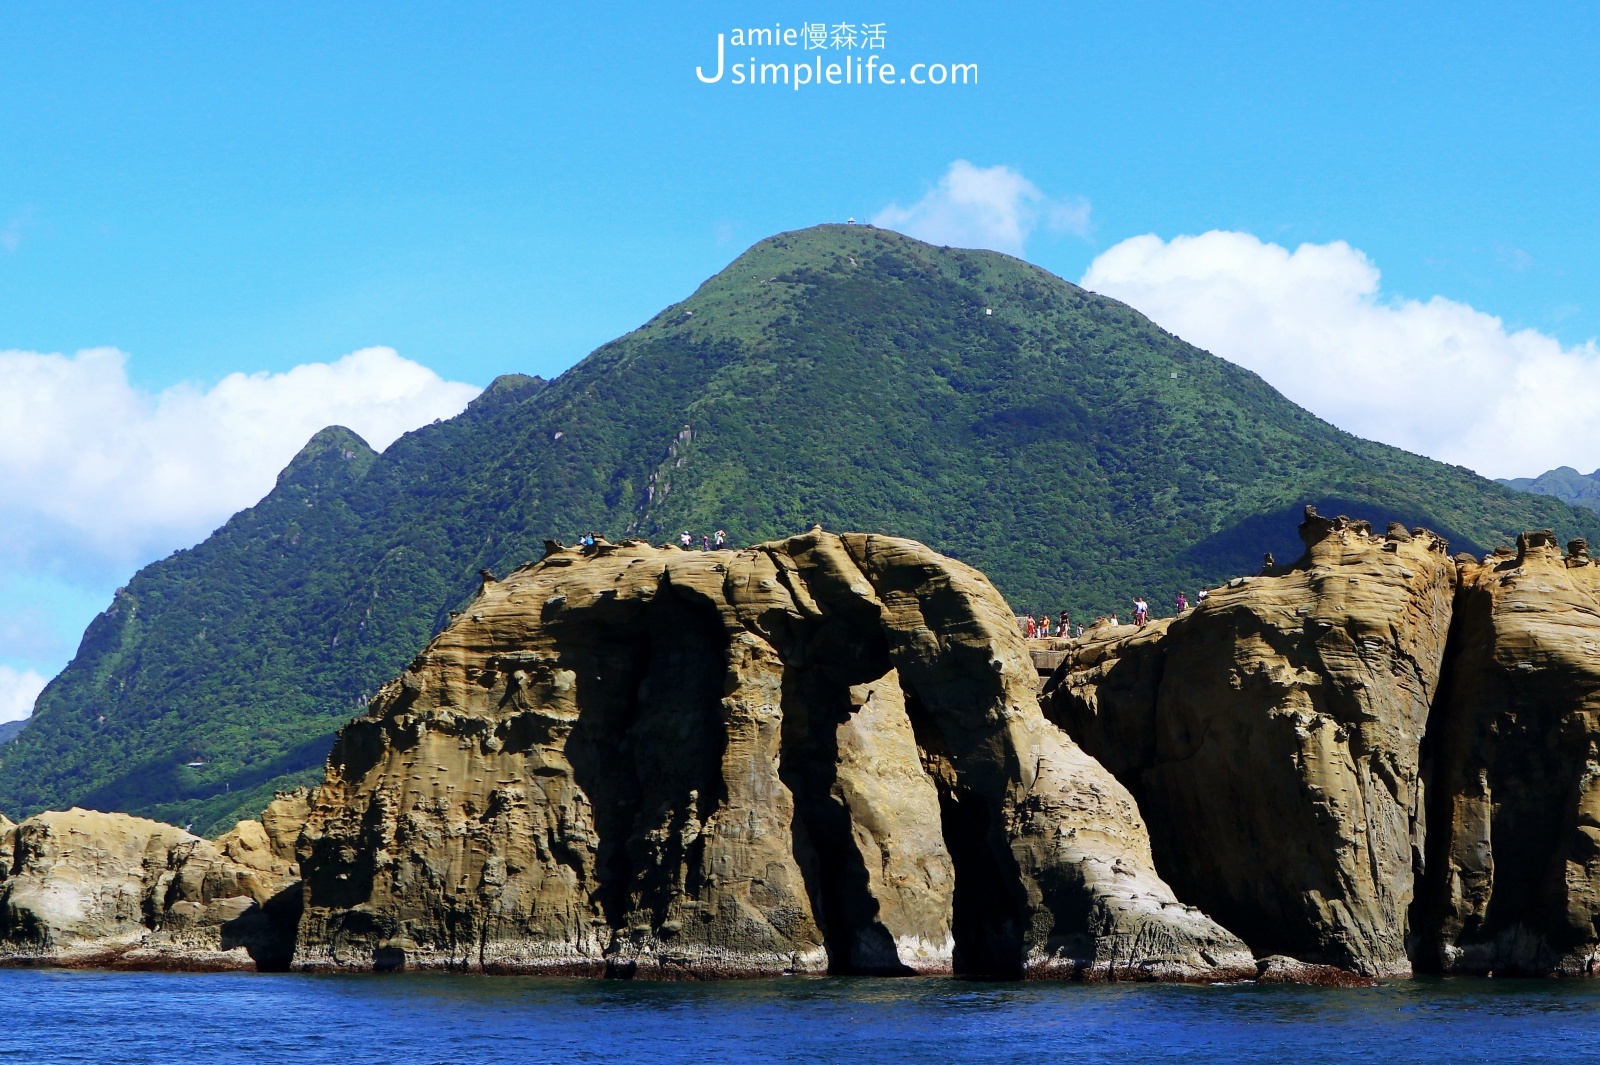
xmin=572 ymin=529 xmax=731 ymax=551
xmin=1024 ymin=585 xmax=1216 ymax=639
xmin=679 ymin=529 xmax=727 ymax=551
xmin=1022 ymin=614 xmax=1083 ymax=640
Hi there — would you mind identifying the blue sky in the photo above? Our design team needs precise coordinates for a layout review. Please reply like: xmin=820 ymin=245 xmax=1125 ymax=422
xmin=2 ymin=1 xmax=1598 ymax=716
xmin=6 ymin=2 xmax=1597 ymax=385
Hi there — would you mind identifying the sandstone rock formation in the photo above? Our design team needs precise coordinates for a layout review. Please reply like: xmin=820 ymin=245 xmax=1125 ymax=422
xmin=15 ymin=515 xmax=1600 ymax=984
xmin=1046 ymin=508 xmax=1456 ymax=976
xmin=293 ymin=530 xmax=1253 ymax=979
xmin=1422 ymin=531 xmax=1600 ymax=974
xmin=0 ymin=807 xmax=301 ymax=970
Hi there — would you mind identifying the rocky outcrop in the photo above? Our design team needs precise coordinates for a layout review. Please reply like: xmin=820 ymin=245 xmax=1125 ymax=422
xmin=16 ymin=515 xmax=1600 ymax=983
xmin=0 ymin=807 xmax=302 ymax=970
xmin=293 ymin=530 xmax=1253 ymax=980
xmin=1422 ymin=532 xmax=1600 ymax=974
xmin=1046 ymin=508 xmax=1456 ymax=976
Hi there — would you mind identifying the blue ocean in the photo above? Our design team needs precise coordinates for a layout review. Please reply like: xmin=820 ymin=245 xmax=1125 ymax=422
xmin=5 ymin=970 xmax=1599 ymax=1064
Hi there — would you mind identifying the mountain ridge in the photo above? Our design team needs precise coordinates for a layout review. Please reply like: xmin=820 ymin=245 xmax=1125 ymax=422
xmin=1498 ymin=466 xmax=1600 ymax=513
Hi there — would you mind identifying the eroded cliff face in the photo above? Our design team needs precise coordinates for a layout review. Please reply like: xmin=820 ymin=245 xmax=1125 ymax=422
xmin=293 ymin=530 xmax=1253 ymax=980
xmin=0 ymin=805 xmax=304 ymax=970
xmin=1423 ymin=533 xmax=1600 ymax=974
xmin=15 ymin=517 xmax=1600 ymax=982
xmin=1046 ymin=510 xmax=1456 ymax=976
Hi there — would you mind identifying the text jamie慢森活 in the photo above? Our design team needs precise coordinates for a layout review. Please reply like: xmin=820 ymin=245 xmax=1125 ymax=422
xmin=695 ymin=22 xmax=975 ymax=89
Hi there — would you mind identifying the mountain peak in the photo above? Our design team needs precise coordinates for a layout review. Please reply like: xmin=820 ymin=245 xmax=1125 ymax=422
xmin=277 ymin=425 xmax=376 ymax=486
xmin=466 ymin=373 xmax=547 ymax=414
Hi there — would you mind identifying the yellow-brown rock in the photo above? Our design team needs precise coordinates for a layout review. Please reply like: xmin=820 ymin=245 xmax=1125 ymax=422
xmin=1046 ymin=507 xmax=1456 ymax=976
xmin=293 ymin=530 xmax=1253 ymax=979
xmin=1423 ymin=531 xmax=1600 ymax=974
xmin=215 ymin=791 xmax=310 ymax=882
xmin=260 ymin=789 xmax=311 ymax=864
xmin=0 ymin=807 xmax=299 ymax=970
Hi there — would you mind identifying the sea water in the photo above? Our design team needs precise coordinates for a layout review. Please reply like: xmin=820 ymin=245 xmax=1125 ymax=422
xmin=4 ymin=969 xmax=1599 ymax=1063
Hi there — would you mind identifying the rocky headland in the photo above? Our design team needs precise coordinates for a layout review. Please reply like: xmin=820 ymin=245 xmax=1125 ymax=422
xmin=5 ymin=515 xmax=1600 ymax=981
xmin=1044 ymin=508 xmax=1600 ymax=977
xmin=292 ymin=529 xmax=1250 ymax=980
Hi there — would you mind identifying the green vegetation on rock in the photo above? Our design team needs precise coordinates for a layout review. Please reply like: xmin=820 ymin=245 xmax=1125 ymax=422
xmin=4 ymin=224 xmax=1595 ymax=834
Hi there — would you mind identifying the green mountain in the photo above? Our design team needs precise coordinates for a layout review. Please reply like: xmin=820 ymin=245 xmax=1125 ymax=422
xmin=1498 ymin=467 xmax=1600 ymax=514
xmin=5 ymin=224 xmax=1596 ymax=834
xmin=0 ymin=720 xmax=24 ymax=745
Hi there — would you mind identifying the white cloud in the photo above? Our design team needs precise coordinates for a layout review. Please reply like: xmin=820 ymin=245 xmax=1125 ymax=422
xmin=1081 ymin=231 xmax=1600 ymax=479
xmin=0 ymin=345 xmax=481 ymax=571
xmin=0 ymin=665 xmax=46 ymax=724
xmin=1 ymin=207 xmax=32 ymax=253
xmin=874 ymin=160 xmax=1090 ymax=257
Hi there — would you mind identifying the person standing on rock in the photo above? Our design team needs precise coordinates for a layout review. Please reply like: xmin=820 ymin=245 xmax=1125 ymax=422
xmin=702 ymin=534 xmax=710 ymax=551
xmin=714 ymin=529 xmax=726 ymax=550
xmin=1134 ymin=598 xmax=1149 ymax=627
xmin=1176 ymin=591 xmax=1188 ymax=613
xmin=1060 ymin=611 xmax=1071 ymax=637
xmin=680 ymin=531 xmax=692 ymax=549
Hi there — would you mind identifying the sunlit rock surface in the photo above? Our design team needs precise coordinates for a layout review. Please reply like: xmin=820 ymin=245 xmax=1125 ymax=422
xmin=0 ymin=806 xmax=302 ymax=970
xmin=292 ymin=530 xmax=1252 ymax=980
xmin=1046 ymin=509 xmax=1455 ymax=976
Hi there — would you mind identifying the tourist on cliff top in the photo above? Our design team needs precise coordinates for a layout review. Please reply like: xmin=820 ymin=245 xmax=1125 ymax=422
xmin=702 ymin=534 xmax=710 ymax=551
xmin=680 ymin=531 xmax=692 ymax=548
xmin=1075 ymin=623 xmax=1084 ymax=638
xmin=1176 ymin=591 xmax=1188 ymax=613
xmin=1134 ymin=598 xmax=1149 ymax=627
xmin=1197 ymin=586 xmax=1210 ymax=605
xmin=1059 ymin=611 xmax=1070 ymax=634
xmin=714 ymin=529 xmax=726 ymax=549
